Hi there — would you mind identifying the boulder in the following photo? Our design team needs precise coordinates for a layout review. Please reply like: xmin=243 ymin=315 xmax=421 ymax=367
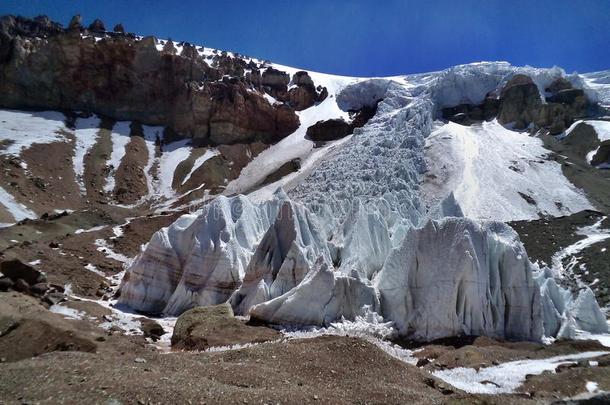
xmin=306 ymin=118 xmax=353 ymax=142
xmin=0 ymin=278 xmax=13 ymax=291
xmin=0 ymin=259 xmax=46 ymax=285
xmin=140 ymin=318 xmax=166 ymax=342
xmin=563 ymin=122 xmax=600 ymax=157
xmin=171 ymin=303 xmax=280 ymax=350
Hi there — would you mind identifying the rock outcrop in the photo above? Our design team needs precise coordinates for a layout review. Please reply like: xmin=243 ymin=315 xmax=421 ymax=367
xmin=443 ymin=75 xmax=592 ymax=134
xmin=306 ymin=102 xmax=380 ymax=143
xmin=591 ymin=140 xmax=610 ymax=167
xmin=0 ymin=15 xmax=301 ymax=145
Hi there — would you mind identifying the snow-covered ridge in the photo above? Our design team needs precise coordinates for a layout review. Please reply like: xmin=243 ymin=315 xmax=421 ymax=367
xmin=119 ymin=61 xmax=610 ymax=342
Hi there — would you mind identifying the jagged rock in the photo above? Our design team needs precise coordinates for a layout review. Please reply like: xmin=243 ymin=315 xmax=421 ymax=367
xmin=563 ymin=122 xmax=600 ymax=156
xmin=545 ymin=77 xmax=573 ymax=94
xmin=287 ymin=71 xmax=327 ymax=110
xmin=68 ymin=15 xmax=82 ymax=31
xmin=88 ymin=19 xmax=105 ymax=33
xmin=171 ymin=303 xmax=280 ymax=350
xmin=161 ymin=39 xmax=176 ymax=54
xmin=0 ymin=259 xmax=46 ymax=285
xmin=306 ymin=102 xmax=377 ymax=143
xmin=288 ymin=86 xmax=317 ymax=111
xmin=444 ymin=73 xmax=590 ymax=134
xmin=442 ymin=94 xmax=499 ymax=123
xmin=113 ymin=23 xmax=125 ymax=33
xmin=292 ymin=71 xmax=315 ymax=88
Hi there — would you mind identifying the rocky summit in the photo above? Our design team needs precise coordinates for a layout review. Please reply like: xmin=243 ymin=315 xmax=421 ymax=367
xmin=0 ymin=12 xmax=610 ymax=405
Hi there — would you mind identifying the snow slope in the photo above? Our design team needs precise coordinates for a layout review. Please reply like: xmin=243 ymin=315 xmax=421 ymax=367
xmin=433 ymin=351 xmax=608 ymax=394
xmin=0 ymin=109 xmax=67 ymax=158
xmin=423 ymin=120 xmax=593 ymax=221
xmin=103 ymin=121 xmax=132 ymax=193
xmin=72 ymin=116 xmax=102 ymax=194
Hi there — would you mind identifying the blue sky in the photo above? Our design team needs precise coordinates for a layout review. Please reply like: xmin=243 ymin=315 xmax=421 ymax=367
xmin=2 ymin=0 xmax=609 ymax=77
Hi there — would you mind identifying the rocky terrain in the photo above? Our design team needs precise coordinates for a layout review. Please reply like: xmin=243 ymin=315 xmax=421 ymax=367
xmin=1 ymin=14 xmax=610 ymax=404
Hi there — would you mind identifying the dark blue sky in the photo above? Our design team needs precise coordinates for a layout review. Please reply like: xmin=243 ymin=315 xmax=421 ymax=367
xmin=2 ymin=0 xmax=609 ymax=76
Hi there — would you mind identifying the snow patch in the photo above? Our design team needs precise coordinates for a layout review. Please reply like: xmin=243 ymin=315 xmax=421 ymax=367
xmin=433 ymin=351 xmax=608 ymax=394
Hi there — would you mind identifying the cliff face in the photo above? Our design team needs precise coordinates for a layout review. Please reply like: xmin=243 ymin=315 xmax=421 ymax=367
xmin=0 ymin=15 xmax=329 ymax=145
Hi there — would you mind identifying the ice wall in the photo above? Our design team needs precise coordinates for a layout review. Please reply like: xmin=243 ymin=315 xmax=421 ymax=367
xmin=375 ymin=218 xmax=543 ymax=341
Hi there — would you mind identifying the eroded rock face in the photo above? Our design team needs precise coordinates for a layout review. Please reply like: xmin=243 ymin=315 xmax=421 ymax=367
xmin=0 ymin=15 xmax=300 ymax=145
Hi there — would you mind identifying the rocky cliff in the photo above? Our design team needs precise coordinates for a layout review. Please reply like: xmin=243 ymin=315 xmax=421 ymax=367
xmin=0 ymin=15 xmax=329 ymax=145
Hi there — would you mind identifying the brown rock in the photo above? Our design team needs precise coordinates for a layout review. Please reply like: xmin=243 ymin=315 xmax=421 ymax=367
xmin=171 ymin=303 xmax=280 ymax=350
xmin=0 ymin=16 xmax=300 ymax=146
xmin=30 ymin=283 xmax=49 ymax=296
xmin=545 ymin=77 xmax=573 ymax=94
xmin=498 ymin=74 xmax=542 ymax=129
xmin=140 ymin=318 xmax=166 ymax=342
xmin=306 ymin=118 xmax=353 ymax=142
xmin=12 ymin=278 xmax=29 ymax=293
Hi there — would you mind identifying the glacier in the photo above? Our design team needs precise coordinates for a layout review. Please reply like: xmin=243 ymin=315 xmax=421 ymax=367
xmin=118 ymin=61 xmax=609 ymax=342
